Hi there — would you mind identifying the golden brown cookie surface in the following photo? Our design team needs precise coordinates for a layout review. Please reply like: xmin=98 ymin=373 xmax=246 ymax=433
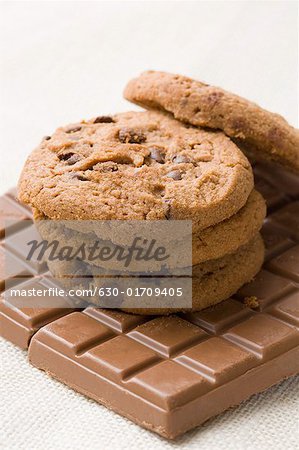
xmin=18 ymin=111 xmax=253 ymax=232
xmin=124 ymin=71 xmax=299 ymax=172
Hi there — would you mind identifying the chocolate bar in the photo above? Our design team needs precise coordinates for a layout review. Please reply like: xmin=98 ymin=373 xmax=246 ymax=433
xmin=1 ymin=162 xmax=299 ymax=439
xmin=28 ymin=308 xmax=298 ymax=439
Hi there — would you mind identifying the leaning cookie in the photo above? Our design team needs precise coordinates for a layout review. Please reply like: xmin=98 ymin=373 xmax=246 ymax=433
xmin=124 ymin=71 xmax=299 ymax=172
xmin=33 ymin=189 xmax=265 ymax=269
xmin=18 ymin=111 xmax=253 ymax=233
xmin=46 ymin=233 xmax=264 ymax=315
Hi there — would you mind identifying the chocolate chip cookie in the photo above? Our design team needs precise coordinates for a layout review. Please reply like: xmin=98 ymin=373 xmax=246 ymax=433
xmin=124 ymin=71 xmax=299 ymax=172
xmin=46 ymin=233 xmax=264 ymax=314
xmin=33 ymin=189 xmax=265 ymax=269
xmin=18 ymin=111 xmax=253 ymax=232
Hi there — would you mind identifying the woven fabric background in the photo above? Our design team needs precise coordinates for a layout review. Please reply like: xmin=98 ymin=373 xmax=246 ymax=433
xmin=1 ymin=2 xmax=298 ymax=449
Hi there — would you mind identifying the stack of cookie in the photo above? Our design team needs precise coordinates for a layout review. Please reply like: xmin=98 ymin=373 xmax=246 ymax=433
xmin=18 ymin=71 xmax=299 ymax=314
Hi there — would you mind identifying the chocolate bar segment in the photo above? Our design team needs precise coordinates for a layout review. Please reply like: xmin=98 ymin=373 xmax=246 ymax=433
xmin=267 ymin=245 xmax=299 ymax=282
xmin=236 ymin=269 xmax=295 ymax=310
xmin=82 ymin=334 xmax=161 ymax=382
xmin=0 ymin=277 xmax=74 ymax=349
xmin=181 ymin=298 xmax=253 ymax=333
xmin=175 ymin=336 xmax=258 ymax=384
xmin=268 ymin=291 xmax=299 ymax=328
xmin=0 ymin=246 xmax=33 ymax=291
xmin=0 ymin=195 xmax=31 ymax=238
xmin=126 ymin=359 xmax=210 ymax=410
xmin=269 ymin=202 xmax=299 ymax=241
xmin=254 ymin=175 xmax=287 ymax=211
xmin=255 ymin=162 xmax=299 ymax=198
xmin=261 ymin=221 xmax=294 ymax=261
xmin=223 ymin=314 xmax=298 ymax=360
xmin=5 ymin=223 xmax=47 ymax=273
xmin=128 ymin=316 xmax=207 ymax=357
xmin=84 ymin=307 xmax=149 ymax=332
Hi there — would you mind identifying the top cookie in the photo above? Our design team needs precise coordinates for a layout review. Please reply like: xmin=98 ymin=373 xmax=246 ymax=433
xmin=18 ymin=111 xmax=253 ymax=231
xmin=124 ymin=71 xmax=299 ymax=172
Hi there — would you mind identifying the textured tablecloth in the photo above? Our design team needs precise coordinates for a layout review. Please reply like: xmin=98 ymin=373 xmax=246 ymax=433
xmin=1 ymin=2 xmax=298 ymax=449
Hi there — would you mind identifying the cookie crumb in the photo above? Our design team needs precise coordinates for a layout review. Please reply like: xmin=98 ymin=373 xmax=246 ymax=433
xmin=243 ymin=296 xmax=260 ymax=309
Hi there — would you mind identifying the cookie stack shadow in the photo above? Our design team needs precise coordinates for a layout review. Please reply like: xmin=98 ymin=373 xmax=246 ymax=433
xmin=18 ymin=71 xmax=299 ymax=314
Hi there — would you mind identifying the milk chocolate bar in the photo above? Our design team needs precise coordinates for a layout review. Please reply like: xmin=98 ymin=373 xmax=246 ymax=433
xmin=1 ymin=163 xmax=299 ymax=439
xmin=28 ymin=307 xmax=298 ymax=438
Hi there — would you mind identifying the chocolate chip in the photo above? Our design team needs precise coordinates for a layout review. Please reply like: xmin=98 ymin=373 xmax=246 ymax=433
xmin=172 ymin=155 xmax=191 ymax=164
xmin=93 ymin=116 xmax=115 ymax=124
xmin=166 ymin=170 xmax=182 ymax=180
xmin=43 ymin=136 xmax=51 ymax=141
xmin=118 ymin=128 xmax=146 ymax=144
xmin=150 ymin=147 xmax=165 ymax=164
xmin=58 ymin=152 xmax=75 ymax=161
xmin=65 ymin=126 xmax=82 ymax=134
